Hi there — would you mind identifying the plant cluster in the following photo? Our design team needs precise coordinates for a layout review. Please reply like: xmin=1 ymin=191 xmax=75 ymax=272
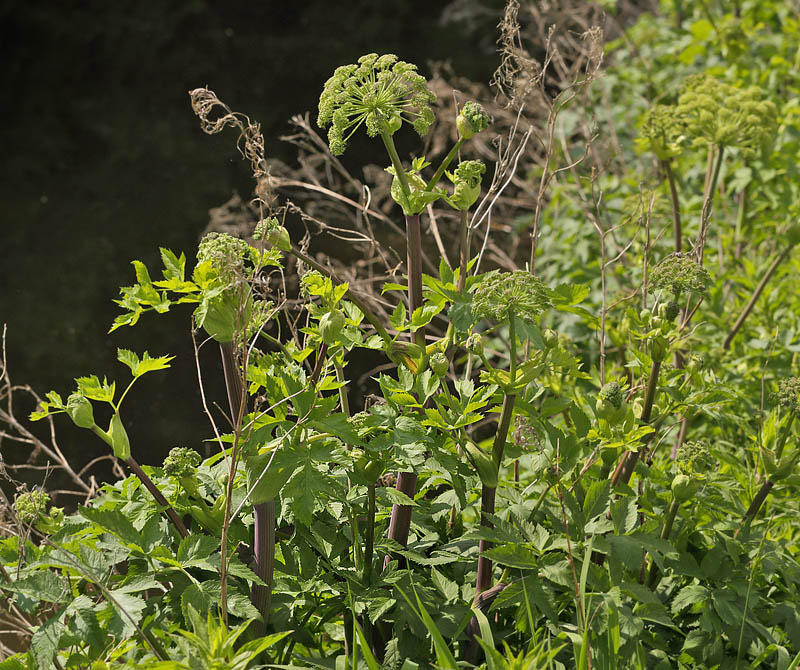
xmin=3 ymin=1 xmax=800 ymax=668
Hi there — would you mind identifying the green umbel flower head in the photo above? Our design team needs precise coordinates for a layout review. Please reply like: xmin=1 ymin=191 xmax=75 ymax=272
xmin=164 ymin=446 xmax=202 ymax=479
xmin=197 ymin=232 xmax=253 ymax=287
xmin=456 ymin=101 xmax=491 ymax=140
xmin=447 ymin=160 xmax=486 ymax=210
xmin=14 ymin=490 xmax=50 ymax=525
xmin=14 ymin=490 xmax=63 ymax=533
xmin=777 ymin=377 xmax=800 ymax=414
xmin=196 ymin=232 xmax=269 ymax=343
xmin=317 ymin=53 xmax=436 ymax=156
xmin=471 ymin=270 xmax=551 ymax=323
xmin=672 ymin=441 xmax=713 ymax=503
xmin=648 ymin=252 xmax=711 ymax=296
xmin=599 ymin=382 xmax=624 ymax=410
xmin=675 ymin=74 xmax=778 ymax=153
xmin=638 ymin=104 xmax=684 ymax=160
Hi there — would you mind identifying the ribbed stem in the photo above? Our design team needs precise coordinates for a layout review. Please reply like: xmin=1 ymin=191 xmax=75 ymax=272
xmin=383 ymin=472 xmax=418 ymax=567
xmin=219 ymin=341 xmax=274 ymax=630
xmin=475 ymin=392 xmax=516 ymax=597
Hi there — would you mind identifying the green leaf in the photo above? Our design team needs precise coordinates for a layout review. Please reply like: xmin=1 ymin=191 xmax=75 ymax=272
xmin=671 ymin=584 xmax=708 ymax=614
xmin=430 ymin=567 xmax=458 ymax=602
xmin=117 ymin=349 xmax=174 ymax=378
xmin=383 ymin=488 xmax=417 ymax=507
xmin=390 ymin=303 xmax=407 ymax=331
xmin=76 ymin=375 xmax=116 ymax=404
xmin=66 ymin=594 xmax=103 ymax=652
xmin=0 ymin=571 xmax=68 ymax=604
xmin=31 ymin=610 xmax=66 ymax=670
xmin=131 ymin=260 xmax=152 ymax=286
xmin=177 ymin=534 xmax=220 ymax=563
xmin=583 ymin=480 xmax=611 ymax=521
xmin=396 ymin=583 xmax=459 ymax=669
xmin=105 ymin=591 xmax=146 ymax=638
xmin=160 ymin=248 xmax=185 ymax=281
xmin=79 ymin=506 xmax=142 ymax=549
xmin=481 ymin=544 xmax=538 ymax=570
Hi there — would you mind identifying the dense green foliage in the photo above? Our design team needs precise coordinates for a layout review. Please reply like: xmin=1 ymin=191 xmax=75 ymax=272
xmin=3 ymin=0 xmax=800 ymax=668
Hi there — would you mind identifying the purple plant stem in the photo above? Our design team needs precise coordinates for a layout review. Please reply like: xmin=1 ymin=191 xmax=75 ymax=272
xmin=219 ymin=341 xmax=274 ymax=629
xmin=125 ymin=456 xmax=188 ymax=538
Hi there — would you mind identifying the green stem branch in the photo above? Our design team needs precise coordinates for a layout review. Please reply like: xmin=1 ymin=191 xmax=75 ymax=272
xmin=723 ymin=244 xmax=795 ymax=350
xmin=426 ymin=138 xmax=465 ymax=191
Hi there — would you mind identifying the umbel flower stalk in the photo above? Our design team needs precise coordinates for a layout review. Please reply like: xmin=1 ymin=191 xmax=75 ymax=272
xmin=470 ymin=271 xmax=550 ymax=595
xmin=196 ymin=232 xmax=275 ymax=630
xmin=317 ymin=55 xmax=490 ymax=563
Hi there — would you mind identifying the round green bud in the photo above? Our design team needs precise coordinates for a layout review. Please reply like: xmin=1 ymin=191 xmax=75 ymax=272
xmin=109 ymin=412 xmax=131 ymax=461
xmin=456 ymin=101 xmax=490 ymax=140
xmin=663 ymin=301 xmax=680 ymax=322
xmin=466 ymin=333 xmax=484 ymax=356
xmin=465 ymin=441 xmax=497 ymax=488
xmin=385 ymin=114 xmax=402 ymax=134
xmin=543 ymin=329 xmax=559 ymax=349
xmin=686 ymin=354 xmax=704 ymax=374
xmin=671 ymin=473 xmax=700 ymax=504
xmin=650 ymin=335 xmax=668 ymax=363
xmin=67 ymin=393 xmax=95 ymax=429
xmin=354 ymin=450 xmax=383 ymax=483
xmin=429 ymin=351 xmax=449 ymax=377
xmin=319 ymin=310 xmax=346 ymax=345
xmin=164 ymin=446 xmax=201 ymax=479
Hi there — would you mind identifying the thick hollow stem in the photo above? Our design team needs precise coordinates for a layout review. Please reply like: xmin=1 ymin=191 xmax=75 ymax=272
xmin=611 ymin=359 xmax=661 ymax=487
xmin=475 ymin=392 xmax=516 ymax=597
xmin=380 ymin=130 xmax=412 ymax=202
xmin=385 ymin=213 xmax=425 ymax=560
xmin=383 ymin=472 xmax=418 ymax=567
xmin=723 ymin=245 xmax=794 ymax=350
xmin=251 ymin=500 xmax=275 ymax=631
xmin=219 ymin=342 xmax=274 ymax=630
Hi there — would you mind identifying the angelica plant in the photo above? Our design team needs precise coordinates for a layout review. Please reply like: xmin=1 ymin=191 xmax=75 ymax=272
xmin=317 ymin=54 xmax=492 ymax=563
xmin=469 ymin=270 xmax=551 ymax=599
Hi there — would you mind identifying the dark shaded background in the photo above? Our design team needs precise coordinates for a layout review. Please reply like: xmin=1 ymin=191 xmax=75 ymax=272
xmin=1 ymin=0 xmax=501 ymax=488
